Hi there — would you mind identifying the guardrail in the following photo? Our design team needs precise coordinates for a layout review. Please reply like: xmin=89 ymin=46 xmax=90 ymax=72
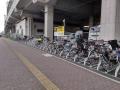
xmin=7 ymin=0 xmax=14 ymax=15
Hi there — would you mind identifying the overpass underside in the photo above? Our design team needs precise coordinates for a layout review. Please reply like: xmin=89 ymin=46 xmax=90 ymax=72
xmin=4 ymin=0 xmax=120 ymax=41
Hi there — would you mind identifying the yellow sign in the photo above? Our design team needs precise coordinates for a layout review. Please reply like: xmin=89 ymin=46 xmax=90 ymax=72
xmin=54 ymin=26 xmax=64 ymax=36
xmin=57 ymin=26 xmax=64 ymax=32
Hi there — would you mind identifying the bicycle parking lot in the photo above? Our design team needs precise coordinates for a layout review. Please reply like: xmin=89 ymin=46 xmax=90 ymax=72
xmin=12 ymin=32 xmax=120 ymax=80
xmin=0 ymin=37 xmax=120 ymax=90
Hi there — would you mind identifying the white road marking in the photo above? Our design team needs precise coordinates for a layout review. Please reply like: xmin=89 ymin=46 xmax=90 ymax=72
xmin=42 ymin=54 xmax=53 ymax=57
xmin=44 ymin=53 xmax=120 ymax=84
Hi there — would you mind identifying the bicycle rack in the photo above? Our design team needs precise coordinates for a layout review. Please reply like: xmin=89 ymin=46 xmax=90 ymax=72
xmin=84 ymin=50 xmax=92 ymax=65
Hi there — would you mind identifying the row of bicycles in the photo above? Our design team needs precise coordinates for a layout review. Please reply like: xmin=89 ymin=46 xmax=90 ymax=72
xmin=18 ymin=35 xmax=120 ymax=79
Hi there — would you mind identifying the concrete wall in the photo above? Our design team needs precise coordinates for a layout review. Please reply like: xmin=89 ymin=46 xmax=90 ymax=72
xmin=15 ymin=19 xmax=26 ymax=36
xmin=15 ymin=19 xmax=45 ymax=37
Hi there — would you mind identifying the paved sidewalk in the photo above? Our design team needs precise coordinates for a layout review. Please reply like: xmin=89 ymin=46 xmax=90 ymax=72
xmin=1 ymin=38 xmax=120 ymax=90
xmin=0 ymin=38 xmax=45 ymax=90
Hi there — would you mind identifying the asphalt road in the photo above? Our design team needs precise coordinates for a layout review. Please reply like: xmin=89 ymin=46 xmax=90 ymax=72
xmin=0 ymin=37 xmax=120 ymax=90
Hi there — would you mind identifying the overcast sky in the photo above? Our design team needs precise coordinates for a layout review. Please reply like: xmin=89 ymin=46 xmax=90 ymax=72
xmin=0 ymin=0 xmax=8 ymax=33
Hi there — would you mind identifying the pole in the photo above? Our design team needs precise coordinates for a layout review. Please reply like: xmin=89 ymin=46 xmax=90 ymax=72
xmin=63 ymin=19 xmax=65 ymax=35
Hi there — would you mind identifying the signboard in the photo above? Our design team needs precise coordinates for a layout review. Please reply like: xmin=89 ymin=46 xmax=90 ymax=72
xmin=54 ymin=26 xmax=64 ymax=36
xmin=88 ymin=25 xmax=101 ymax=40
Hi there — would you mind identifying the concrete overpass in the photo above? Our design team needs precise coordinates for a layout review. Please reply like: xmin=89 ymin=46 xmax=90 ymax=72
xmin=4 ymin=0 xmax=120 ymax=41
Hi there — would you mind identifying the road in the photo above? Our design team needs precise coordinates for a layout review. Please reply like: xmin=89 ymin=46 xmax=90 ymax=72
xmin=0 ymin=37 xmax=120 ymax=90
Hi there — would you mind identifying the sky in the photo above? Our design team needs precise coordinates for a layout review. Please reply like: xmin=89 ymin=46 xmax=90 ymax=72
xmin=0 ymin=0 xmax=8 ymax=33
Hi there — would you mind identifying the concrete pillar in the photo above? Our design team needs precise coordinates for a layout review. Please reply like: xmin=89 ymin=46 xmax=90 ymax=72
xmin=100 ymin=0 xmax=120 ymax=41
xmin=44 ymin=5 xmax=54 ymax=40
xmin=89 ymin=16 xmax=94 ymax=27
xmin=26 ymin=17 xmax=33 ymax=37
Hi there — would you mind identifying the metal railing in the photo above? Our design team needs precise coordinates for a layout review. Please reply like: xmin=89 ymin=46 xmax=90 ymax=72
xmin=7 ymin=0 xmax=15 ymax=14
